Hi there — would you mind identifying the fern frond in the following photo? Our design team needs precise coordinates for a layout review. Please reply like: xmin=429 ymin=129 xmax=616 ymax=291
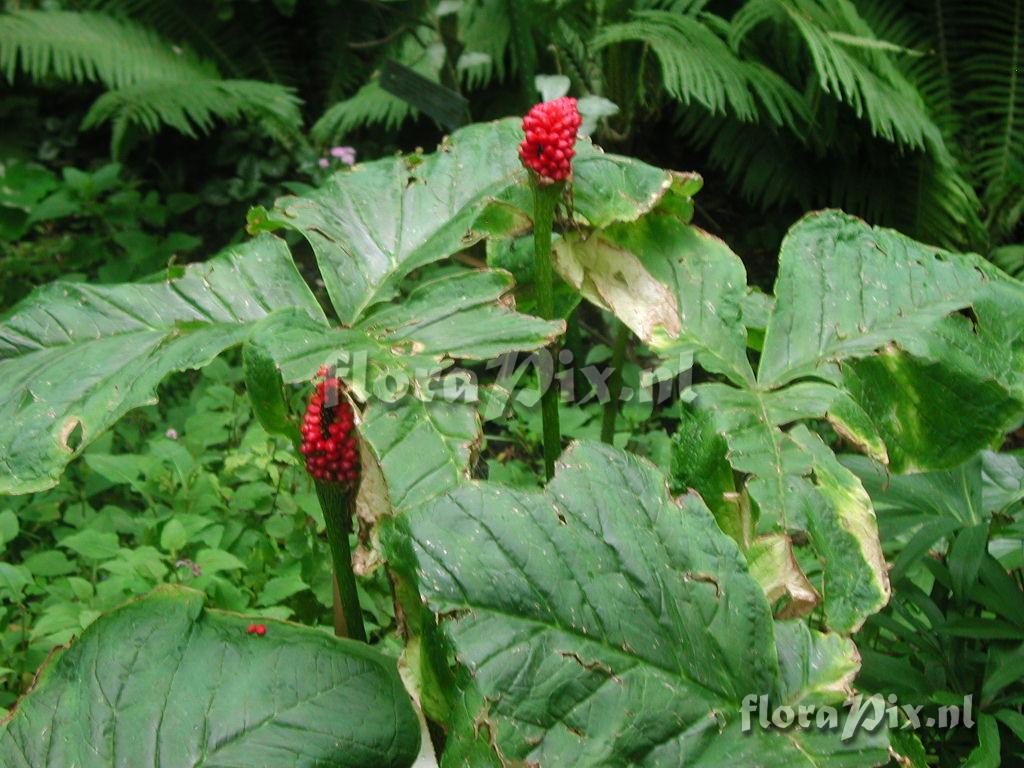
xmin=861 ymin=0 xmax=1024 ymax=241
xmin=732 ymin=0 xmax=944 ymax=151
xmin=681 ymin=112 xmax=811 ymax=209
xmin=312 ymin=34 xmax=443 ymax=144
xmin=595 ymin=10 xmax=758 ymax=121
xmin=959 ymin=0 xmax=1024 ymax=236
xmin=505 ymin=0 xmax=541 ymax=84
xmin=898 ymin=155 xmax=985 ymax=251
xmin=849 ymin=0 xmax=983 ymax=247
xmin=89 ymin=0 xmax=299 ymax=84
xmin=313 ymin=82 xmax=418 ymax=142
xmin=740 ymin=60 xmax=811 ymax=132
xmin=83 ymin=79 xmax=303 ymax=154
xmin=639 ymin=0 xmax=713 ymax=12
xmin=682 ymin=99 xmax=983 ymax=250
xmin=0 ymin=10 xmax=215 ymax=87
xmin=0 ymin=9 xmax=303 ymax=154
xmin=990 ymin=244 xmax=1024 ymax=278
xmin=457 ymin=0 xmax=511 ymax=89
xmin=457 ymin=0 xmax=560 ymax=90
xmin=552 ymin=20 xmax=587 ymax=86
xmin=853 ymin=0 xmax=960 ymax=141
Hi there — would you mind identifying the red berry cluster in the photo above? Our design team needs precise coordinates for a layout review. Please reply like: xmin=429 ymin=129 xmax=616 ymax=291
xmin=518 ymin=97 xmax=582 ymax=181
xmin=247 ymin=623 xmax=266 ymax=636
xmin=300 ymin=367 xmax=360 ymax=485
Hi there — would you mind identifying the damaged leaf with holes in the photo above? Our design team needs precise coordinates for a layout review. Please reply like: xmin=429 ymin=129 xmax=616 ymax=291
xmin=562 ymin=202 xmax=1024 ymax=634
xmin=385 ymin=441 xmax=890 ymax=766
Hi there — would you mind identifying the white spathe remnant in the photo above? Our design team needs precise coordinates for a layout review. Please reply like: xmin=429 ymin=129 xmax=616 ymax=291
xmin=553 ymin=233 xmax=681 ymax=344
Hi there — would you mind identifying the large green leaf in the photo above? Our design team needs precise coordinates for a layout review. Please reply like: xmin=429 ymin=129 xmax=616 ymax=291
xmin=264 ymin=119 xmax=696 ymax=324
xmin=785 ymin=218 xmax=1024 ymax=473
xmin=693 ymin=380 xmax=840 ymax=523
xmin=773 ymin=621 xmax=859 ymax=706
xmin=0 ymin=235 xmax=323 ymax=494
xmin=838 ymin=262 xmax=1024 ymax=472
xmin=758 ymin=210 xmax=989 ymax=388
xmin=255 ymin=269 xmax=562 ymax=511
xmin=841 ymin=353 xmax=1020 ymax=473
xmin=258 ymin=270 xmax=560 ymax=386
xmin=642 ymin=212 xmax=1024 ymax=632
xmin=788 ymin=426 xmax=889 ymax=633
xmin=386 ymin=441 xmax=889 ymax=766
xmin=552 ymin=206 xmax=901 ymax=633
xmin=360 ymin=398 xmax=480 ymax=514
xmin=0 ymin=586 xmax=420 ymax=767
xmin=691 ymin=384 xmax=889 ymax=631
xmin=553 ymin=212 xmax=753 ymax=386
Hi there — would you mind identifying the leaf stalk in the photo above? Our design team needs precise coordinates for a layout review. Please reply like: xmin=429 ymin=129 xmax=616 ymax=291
xmin=600 ymin=319 xmax=628 ymax=444
xmin=531 ymin=180 xmax=564 ymax=480
xmin=315 ymin=481 xmax=366 ymax=642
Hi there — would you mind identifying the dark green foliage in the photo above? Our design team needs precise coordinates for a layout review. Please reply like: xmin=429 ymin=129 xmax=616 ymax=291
xmin=846 ymin=450 xmax=1024 ymax=766
xmin=0 ymin=160 xmax=201 ymax=307
xmin=2 ymin=0 xmax=1019 ymax=258
xmin=0 ymin=10 xmax=302 ymax=155
xmin=0 ymin=360 xmax=406 ymax=710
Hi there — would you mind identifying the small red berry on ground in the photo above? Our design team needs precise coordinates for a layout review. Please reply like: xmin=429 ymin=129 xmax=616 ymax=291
xmin=247 ymin=623 xmax=257 ymax=634
xmin=301 ymin=367 xmax=361 ymax=486
xmin=518 ymin=97 xmax=582 ymax=181
xmin=255 ymin=624 xmax=266 ymax=637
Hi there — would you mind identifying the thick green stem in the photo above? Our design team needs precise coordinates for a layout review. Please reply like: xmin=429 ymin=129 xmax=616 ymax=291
xmin=532 ymin=181 xmax=563 ymax=481
xmin=315 ymin=481 xmax=366 ymax=643
xmin=600 ymin=319 xmax=628 ymax=444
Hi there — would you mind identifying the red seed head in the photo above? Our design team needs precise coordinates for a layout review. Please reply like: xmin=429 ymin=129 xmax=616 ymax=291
xmin=518 ymin=97 xmax=582 ymax=182
xmin=300 ymin=367 xmax=361 ymax=487
xmin=255 ymin=624 xmax=266 ymax=637
xmin=247 ymin=623 xmax=257 ymax=634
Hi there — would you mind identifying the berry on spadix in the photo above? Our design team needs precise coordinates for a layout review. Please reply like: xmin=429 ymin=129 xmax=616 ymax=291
xmin=518 ymin=97 xmax=582 ymax=181
xmin=300 ymin=366 xmax=360 ymax=486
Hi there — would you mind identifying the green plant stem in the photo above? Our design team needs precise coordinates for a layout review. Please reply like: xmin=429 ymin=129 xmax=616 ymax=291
xmin=600 ymin=319 xmax=628 ymax=444
xmin=315 ymin=481 xmax=366 ymax=643
xmin=532 ymin=181 xmax=563 ymax=481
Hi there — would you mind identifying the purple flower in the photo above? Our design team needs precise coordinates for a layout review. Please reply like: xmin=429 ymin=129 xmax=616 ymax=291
xmin=318 ymin=157 xmax=330 ymax=168
xmin=329 ymin=146 xmax=357 ymax=165
xmin=165 ymin=428 xmax=179 ymax=440
xmin=176 ymin=559 xmax=201 ymax=577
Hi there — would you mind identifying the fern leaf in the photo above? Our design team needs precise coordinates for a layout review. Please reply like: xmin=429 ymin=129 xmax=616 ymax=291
xmin=732 ymin=0 xmax=944 ymax=151
xmin=313 ymin=82 xmax=419 ymax=142
xmin=682 ymin=100 xmax=982 ymax=250
xmin=89 ymin=0 xmax=299 ymax=84
xmin=83 ymin=79 xmax=303 ymax=145
xmin=850 ymin=0 xmax=984 ymax=248
xmin=457 ymin=0 xmax=557 ymax=90
xmin=0 ymin=10 xmax=215 ymax=87
xmin=595 ymin=10 xmax=758 ymax=121
xmin=312 ymin=34 xmax=443 ymax=143
xmin=959 ymin=0 xmax=1024 ymax=236
xmin=741 ymin=60 xmax=811 ymax=131
xmin=0 ymin=9 xmax=303 ymax=152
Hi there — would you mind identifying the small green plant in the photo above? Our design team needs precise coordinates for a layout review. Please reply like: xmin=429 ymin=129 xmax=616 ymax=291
xmin=0 ymin=360 xmax=399 ymax=708
xmin=847 ymin=450 xmax=1024 ymax=766
xmin=0 ymin=159 xmax=201 ymax=306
